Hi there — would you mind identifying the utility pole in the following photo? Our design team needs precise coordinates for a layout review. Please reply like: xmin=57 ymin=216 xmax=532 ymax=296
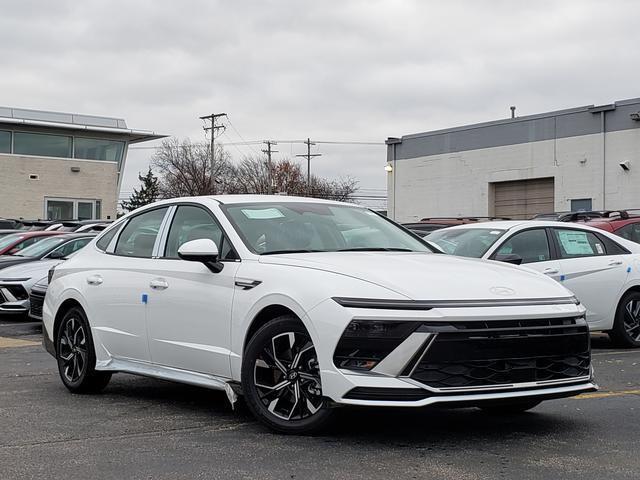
xmin=295 ymin=138 xmax=321 ymax=196
xmin=262 ymin=140 xmax=278 ymax=194
xmin=199 ymin=112 xmax=227 ymax=194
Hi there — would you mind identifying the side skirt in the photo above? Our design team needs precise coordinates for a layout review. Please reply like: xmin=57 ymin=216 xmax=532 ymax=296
xmin=97 ymin=357 xmax=232 ymax=392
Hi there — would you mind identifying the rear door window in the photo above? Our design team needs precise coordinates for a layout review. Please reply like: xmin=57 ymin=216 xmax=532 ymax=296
xmin=114 ymin=208 xmax=169 ymax=258
xmin=552 ymin=228 xmax=607 ymax=258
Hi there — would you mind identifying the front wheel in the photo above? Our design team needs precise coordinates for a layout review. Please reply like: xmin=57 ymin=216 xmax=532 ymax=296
xmin=56 ymin=307 xmax=111 ymax=393
xmin=241 ymin=316 xmax=334 ymax=434
xmin=608 ymin=291 xmax=640 ymax=348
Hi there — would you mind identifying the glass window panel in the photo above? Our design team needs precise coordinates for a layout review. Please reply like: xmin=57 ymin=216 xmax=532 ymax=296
xmin=74 ymin=137 xmax=124 ymax=162
xmin=13 ymin=132 xmax=72 ymax=158
xmin=164 ymin=205 xmax=224 ymax=259
xmin=78 ymin=202 xmax=94 ymax=220
xmin=553 ymin=228 xmax=607 ymax=258
xmin=115 ymin=207 xmax=168 ymax=258
xmin=47 ymin=200 xmax=74 ymax=220
xmin=0 ymin=130 xmax=10 ymax=153
xmin=95 ymin=200 xmax=102 ymax=219
xmin=496 ymin=229 xmax=550 ymax=263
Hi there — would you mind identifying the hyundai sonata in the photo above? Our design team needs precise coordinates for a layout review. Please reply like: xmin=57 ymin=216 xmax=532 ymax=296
xmin=43 ymin=196 xmax=596 ymax=433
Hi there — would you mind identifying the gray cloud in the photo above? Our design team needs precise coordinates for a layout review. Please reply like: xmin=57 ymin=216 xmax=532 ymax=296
xmin=2 ymin=0 xmax=640 ymax=209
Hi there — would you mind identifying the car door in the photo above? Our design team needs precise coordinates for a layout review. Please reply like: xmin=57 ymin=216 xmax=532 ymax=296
xmin=489 ymin=228 xmax=563 ymax=281
xmin=84 ymin=207 xmax=169 ymax=363
xmin=146 ymin=204 xmax=240 ymax=377
xmin=551 ymin=227 xmax=630 ymax=326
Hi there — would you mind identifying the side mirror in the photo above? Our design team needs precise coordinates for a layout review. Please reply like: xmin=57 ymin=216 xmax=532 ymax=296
xmin=494 ymin=253 xmax=523 ymax=265
xmin=177 ymin=239 xmax=224 ymax=273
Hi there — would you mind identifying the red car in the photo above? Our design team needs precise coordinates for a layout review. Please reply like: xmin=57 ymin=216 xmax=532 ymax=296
xmin=582 ymin=211 xmax=640 ymax=243
xmin=0 ymin=231 xmax=64 ymax=255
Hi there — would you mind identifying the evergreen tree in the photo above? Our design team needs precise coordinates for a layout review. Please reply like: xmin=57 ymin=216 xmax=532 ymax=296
xmin=120 ymin=167 xmax=160 ymax=212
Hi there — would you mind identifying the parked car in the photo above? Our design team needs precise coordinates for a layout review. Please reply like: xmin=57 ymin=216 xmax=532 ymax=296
xmin=43 ymin=196 xmax=595 ymax=434
xmin=0 ymin=229 xmax=21 ymax=239
xmin=427 ymin=220 xmax=640 ymax=347
xmin=581 ymin=211 xmax=640 ymax=244
xmin=0 ymin=231 xmax=64 ymax=256
xmin=20 ymin=220 xmax=56 ymax=231
xmin=0 ymin=219 xmax=21 ymax=229
xmin=0 ymin=233 xmax=95 ymax=271
xmin=404 ymin=217 xmax=511 ymax=236
xmin=29 ymin=276 xmax=48 ymax=321
xmin=0 ymin=259 xmax=65 ymax=316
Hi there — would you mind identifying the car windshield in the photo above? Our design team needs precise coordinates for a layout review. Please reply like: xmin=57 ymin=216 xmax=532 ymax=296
xmin=223 ymin=202 xmax=431 ymax=255
xmin=0 ymin=233 xmax=25 ymax=250
xmin=426 ymin=228 xmax=506 ymax=257
xmin=16 ymin=237 xmax=66 ymax=257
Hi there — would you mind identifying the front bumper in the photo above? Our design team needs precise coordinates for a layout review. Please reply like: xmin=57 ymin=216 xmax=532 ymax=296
xmin=310 ymin=297 xmax=596 ymax=407
xmin=0 ymin=283 xmax=30 ymax=315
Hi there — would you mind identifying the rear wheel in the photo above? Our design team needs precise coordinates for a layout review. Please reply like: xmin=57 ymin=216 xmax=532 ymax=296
xmin=479 ymin=399 xmax=541 ymax=414
xmin=56 ymin=307 xmax=111 ymax=393
xmin=241 ymin=315 xmax=334 ymax=434
xmin=608 ymin=291 xmax=640 ymax=348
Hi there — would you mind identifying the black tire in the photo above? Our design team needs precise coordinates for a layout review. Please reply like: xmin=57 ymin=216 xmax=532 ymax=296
xmin=241 ymin=315 xmax=334 ymax=434
xmin=55 ymin=306 xmax=111 ymax=393
xmin=479 ymin=399 xmax=541 ymax=414
xmin=608 ymin=291 xmax=640 ymax=348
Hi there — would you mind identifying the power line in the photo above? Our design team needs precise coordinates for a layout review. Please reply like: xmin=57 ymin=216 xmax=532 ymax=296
xmin=129 ymin=139 xmax=384 ymax=150
xmin=226 ymin=115 xmax=261 ymax=155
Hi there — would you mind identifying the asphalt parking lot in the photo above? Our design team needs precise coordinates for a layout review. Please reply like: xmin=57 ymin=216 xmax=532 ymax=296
xmin=1 ymin=319 xmax=639 ymax=480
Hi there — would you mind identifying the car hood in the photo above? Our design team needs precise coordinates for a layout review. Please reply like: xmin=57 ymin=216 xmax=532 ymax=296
xmin=0 ymin=259 xmax=63 ymax=281
xmin=259 ymin=252 xmax=573 ymax=301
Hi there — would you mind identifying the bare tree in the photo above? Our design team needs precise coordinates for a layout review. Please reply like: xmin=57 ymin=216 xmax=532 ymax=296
xmin=230 ymin=155 xmax=357 ymax=201
xmin=151 ymin=139 xmax=357 ymax=201
xmin=151 ymin=138 xmax=233 ymax=198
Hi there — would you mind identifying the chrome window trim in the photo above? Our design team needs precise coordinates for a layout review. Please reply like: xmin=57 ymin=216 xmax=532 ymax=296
xmin=153 ymin=205 xmax=177 ymax=258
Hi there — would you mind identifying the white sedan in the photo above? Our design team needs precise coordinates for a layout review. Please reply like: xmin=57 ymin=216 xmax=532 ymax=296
xmin=43 ymin=196 xmax=595 ymax=433
xmin=427 ymin=221 xmax=640 ymax=347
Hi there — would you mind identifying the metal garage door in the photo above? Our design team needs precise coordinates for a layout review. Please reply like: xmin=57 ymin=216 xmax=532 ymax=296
xmin=492 ymin=178 xmax=554 ymax=219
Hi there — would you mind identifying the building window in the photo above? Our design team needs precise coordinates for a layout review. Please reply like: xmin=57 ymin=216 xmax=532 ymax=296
xmin=0 ymin=130 xmax=10 ymax=153
xmin=45 ymin=198 xmax=102 ymax=220
xmin=13 ymin=132 xmax=72 ymax=158
xmin=570 ymin=198 xmax=592 ymax=212
xmin=74 ymin=137 xmax=125 ymax=163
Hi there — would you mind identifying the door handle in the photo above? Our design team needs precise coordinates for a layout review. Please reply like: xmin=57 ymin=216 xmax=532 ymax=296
xmin=542 ymin=268 xmax=559 ymax=275
xmin=86 ymin=274 xmax=103 ymax=286
xmin=149 ymin=278 xmax=169 ymax=290
xmin=608 ymin=259 xmax=623 ymax=266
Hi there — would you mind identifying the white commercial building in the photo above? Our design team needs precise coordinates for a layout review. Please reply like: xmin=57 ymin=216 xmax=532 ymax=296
xmin=386 ymin=98 xmax=640 ymax=221
xmin=0 ymin=107 xmax=164 ymax=221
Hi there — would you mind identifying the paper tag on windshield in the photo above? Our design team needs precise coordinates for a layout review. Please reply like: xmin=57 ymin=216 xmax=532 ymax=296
xmin=595 ymin=243 xmax=604 ymax=254
xmin=490 ymin=231 xmax=501 ymax=235
xmin=241 ymin=208 xmax=285 ymax=219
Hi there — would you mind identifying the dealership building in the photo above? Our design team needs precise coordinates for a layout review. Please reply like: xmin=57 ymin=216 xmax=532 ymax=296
xmin=386 ymin=97 xmax=640 ymax=221
xmin=0 ymin=107 xmax=164 ymax=221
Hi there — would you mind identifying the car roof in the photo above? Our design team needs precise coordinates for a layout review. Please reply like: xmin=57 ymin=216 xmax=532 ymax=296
xmin=135 ymin=195 xmax=358 ymax=210
xmin=433 ymin=220 xmax=623 ymax=232
xmin=17 ymin=231 xmax=66 ymax=238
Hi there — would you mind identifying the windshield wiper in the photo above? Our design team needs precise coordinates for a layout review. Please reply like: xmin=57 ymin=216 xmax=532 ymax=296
xmin=261 ymin=249 xmax=324 ymax=255
xmin=337 ymin=247 xmax=414 ymax=252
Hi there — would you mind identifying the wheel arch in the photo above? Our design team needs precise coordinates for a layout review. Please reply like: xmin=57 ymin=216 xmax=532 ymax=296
xmin=243 ymin=304 xmax=302 ymax=352
xmin=53 ymin=298 xmax=85 ymax=344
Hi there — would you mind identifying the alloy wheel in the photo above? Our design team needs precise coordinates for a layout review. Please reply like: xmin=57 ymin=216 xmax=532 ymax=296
xmin=58 ymin=317 xmax=88 ymax=383
xmin=624 ymin=299 xmax=640 ymax=342
xmin=253 ymin=331 xmax=323 ymax=421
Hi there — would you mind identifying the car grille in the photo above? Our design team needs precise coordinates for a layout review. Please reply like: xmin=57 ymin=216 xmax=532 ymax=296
xmin=410 ymin=317 xmax=591 ymax=388
xmin=29 ymin=289 xmax=45 ymax=320
xmin=0 ymin=284 xmax=29 ymax=302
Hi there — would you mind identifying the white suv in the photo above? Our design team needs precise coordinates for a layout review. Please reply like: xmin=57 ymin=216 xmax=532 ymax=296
xmin=43 ymin=196 xmax=596 ymax=433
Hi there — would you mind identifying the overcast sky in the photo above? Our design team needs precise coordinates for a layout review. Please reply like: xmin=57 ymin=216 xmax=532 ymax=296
xmin=2 ymin=0 xmax=640 ymax=210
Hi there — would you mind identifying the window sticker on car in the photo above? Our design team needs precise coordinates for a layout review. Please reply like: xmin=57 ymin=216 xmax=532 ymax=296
xmin=490 ymin=231 xmax=502 ymax=235
xmin=241 ymin=208 xmax=285 ymax=219
xmin=595 ymin=243 xmax=604 ymax=254
xmin=558 ymin=231 xmax=594 ymax=255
